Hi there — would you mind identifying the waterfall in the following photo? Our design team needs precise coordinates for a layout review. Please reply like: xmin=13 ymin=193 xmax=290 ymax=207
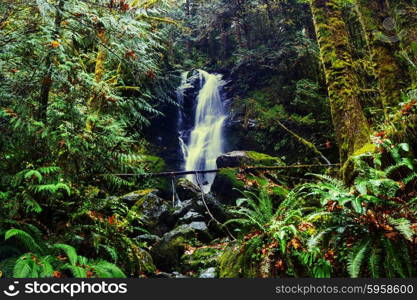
xmin=176 ymin=70 xmax=227 ymax=193
xmin=176 ymin=71 xmax=191 ymax=162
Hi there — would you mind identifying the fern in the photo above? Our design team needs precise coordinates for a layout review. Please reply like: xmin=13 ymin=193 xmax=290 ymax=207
xmin=348 ymin=241 xmax=369 ymax=278
xmin=5 ymin=229 xmax=44 ymax=254
xmin=368 ymin=248 xmax=380 ymax=278
xmin=53 ymin=243 xmax=78 ymax=265
xmin=92 ymin=260 xmax=126 ymax=278
xmin=389 ymin=217 xmax=414 ymax=241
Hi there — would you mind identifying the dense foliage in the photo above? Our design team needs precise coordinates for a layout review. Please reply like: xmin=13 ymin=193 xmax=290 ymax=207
xmin=1 ymin=0 xmax=417 ymax=278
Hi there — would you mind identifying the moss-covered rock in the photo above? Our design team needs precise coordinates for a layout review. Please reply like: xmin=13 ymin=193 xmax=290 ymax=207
xmin=218 ymin=243 xmax=258 ymax=278
xmin=181 ymin=247 xmax=222 ymax=273
xmin=246 ymin=151 xmax=284 ymax=166
xmin=151 ymin=221 xmax=211 ymax=271
xmin=125 ymin=189 xmax=173 ymax=235
xmin=216 ymin=151 xmax=284 ymax=169
xmin=212 ymin=151 xmax=285 ymax=204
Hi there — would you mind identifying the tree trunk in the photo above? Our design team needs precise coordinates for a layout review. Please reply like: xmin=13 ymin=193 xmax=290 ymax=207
xmin=386 ymin=0 xmax=417 ymax=83
xmin=262 ymin=0 xmax=274 ymax=26
xmin=86 ymin=28 xmax=108 ymax=132
xmin=309 ymin=0 xmax=371 ymax=164
xmin=355 ymin=0 xmax=410 ymax=110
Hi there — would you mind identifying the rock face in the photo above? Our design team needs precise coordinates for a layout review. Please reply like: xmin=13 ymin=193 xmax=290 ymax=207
xmin=121 ymin=178 xmax=227 ymax=273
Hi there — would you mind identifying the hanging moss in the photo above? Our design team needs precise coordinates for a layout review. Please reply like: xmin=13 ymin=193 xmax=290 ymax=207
xmin=310 ymin=0 xmax=371 ymax=166
xmin=355 ymin=0 xmax=410 ymax=110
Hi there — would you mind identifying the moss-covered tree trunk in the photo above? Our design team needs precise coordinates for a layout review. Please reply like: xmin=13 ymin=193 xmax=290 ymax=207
xmin=355 ymin=0 xmax=409 ymax=109
xmin=86 ymin=28 xmax=107 ymax=132
xmin=310 ymin=0 xmax=371 ymax=164
xmin=386 ymin=0 xmax=417 ymax=83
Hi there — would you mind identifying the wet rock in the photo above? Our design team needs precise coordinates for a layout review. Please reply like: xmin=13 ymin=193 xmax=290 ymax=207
xmin=172 ymin=199 xmax=194 ymax=219
xmin=135 ymin=234 xmax=161 ymax=245
xmin=124 ymin=189 xmax=172 ymax=235
xmin=199 ymin=267 xmax=217 ymax=278
xmin=216 ymin=151 xmax=251 ymax=168
xmin=173 ymin=179 xmax=228 ymax=225
xmin=176 ymin=178 xmax=201 ymax=200
xmin=178 ymin=210 xmax=204 ymax=224
xmin=172 ymin=271 xmax=189 ymax=278
xmin=119 ymin=189 xmax=157 ymax=203
xmin=187 ymin=221 xmax=209 ymax=233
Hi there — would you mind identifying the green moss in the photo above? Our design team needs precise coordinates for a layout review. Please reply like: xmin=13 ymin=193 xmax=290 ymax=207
xmin=353 ymin=143 xmax=376 ymax=156
xmin=311 ymin=0 xmax=371 ymax=164
xmin=137 ymin=248 xmax=156 ymax=274
xmin=217 ymin=168 xmax=246 ymax=190
xmin=246 ymin=151 xmax=284 ymax=166
xmin=181 ymin=247 xmax=221 ymax=272
xmin=218 ymin=245 xmax=256 ymax=278
xmin=219 ymin=238 xmax=263 ymax=278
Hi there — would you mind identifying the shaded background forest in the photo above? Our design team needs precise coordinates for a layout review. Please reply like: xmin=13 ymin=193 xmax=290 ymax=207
xmin=0 ymin=0 xmax=417 ymax=278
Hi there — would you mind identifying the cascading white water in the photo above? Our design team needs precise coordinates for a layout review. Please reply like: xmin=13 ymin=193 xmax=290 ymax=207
xmin=178 ymin=70 xmax=227 ymax=193
xmin=176 ymin=71 xmax=192 ymax=161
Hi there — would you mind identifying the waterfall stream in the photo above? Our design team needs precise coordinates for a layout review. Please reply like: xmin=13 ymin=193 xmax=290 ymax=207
xmin=177 ymin=70 xmax=227 ymax=193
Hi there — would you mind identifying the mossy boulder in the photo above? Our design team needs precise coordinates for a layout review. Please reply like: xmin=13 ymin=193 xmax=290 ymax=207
xmin=176 ymin=177 xmax=201 ymax=200
xmin=123 ymin=189 xmax=173 ymax=235
xmin=151 ymin=221 xmax=211 ymax=271
xmin=218 ymin=244 xmax=258 ymax=278
xmin=212 ymin=151 xmax=285 ymax=204
xmin=136 ymin=247 xmax=157 ymax=275
xmin=246 ymin=151 xmax=284 ymax=166
xmin=181 ymin=246 xmax=222 ymax=273
xmin=216 ymin=151 xmax=283 ymax=168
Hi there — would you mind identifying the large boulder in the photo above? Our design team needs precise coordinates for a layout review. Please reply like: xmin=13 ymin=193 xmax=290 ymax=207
xmin=123 ymin=189 xmax=173 ymax=235
xmin=212 ymin=151 xmax=285 ymax=204
xmin=151 ymin=221 xmax=211 ymax=271
xmin=174 ymin=178 xmax=228 ymax=224
xmin=216 ymin=150 xmax=284 ymax=168
xmin=216 ymin=151 xmax=252 ymax=168
xmin=176 ymin=177 xmax=201 ymax=200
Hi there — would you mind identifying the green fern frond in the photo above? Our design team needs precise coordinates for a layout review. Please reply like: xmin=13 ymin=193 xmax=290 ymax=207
xmin=53 ymin=243 xmax=78 ymax=265
xmin=4 ymin=229 xmax=43 ymax=254
xmin=348 ymin=241 xmax=369 ymax=278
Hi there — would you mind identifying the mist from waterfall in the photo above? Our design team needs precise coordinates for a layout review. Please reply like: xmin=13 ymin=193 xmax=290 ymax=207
xmin=176 ymin=70 xmax=226 ymax=193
